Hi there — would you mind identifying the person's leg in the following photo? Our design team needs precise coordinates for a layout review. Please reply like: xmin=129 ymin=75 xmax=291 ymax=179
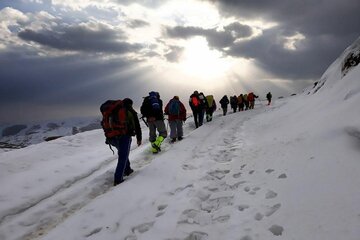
xmin=148 ymin=121 xmax=157 ymax=143
xmin=193 ymin=110 xmax=199 ymax=128
xmin=169 ymin=120 xmax=177 ymax=141
xmin=153 ymin=120 xmax=167 ymax=148
xmin=124 ymin=138 xmax=133 ymax=176
xmin=113 ymin=136 xmax=131 ymax=185
xmin=176 ymin=119 xmax=183 ymax=139
xmin=198 ymin=109 xmax=204 ymax=126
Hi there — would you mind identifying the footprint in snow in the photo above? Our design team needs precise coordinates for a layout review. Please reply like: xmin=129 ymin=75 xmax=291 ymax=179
xmin=233 ymin=172 xmax=242 ymax=178
xmin=278 ymin=173 xmax=287 ymax=179
xmin=84 ymin=227 xmax=102 ymax=237
xmin=182 ymin=164 xmax=197 ymax=170
xmin=156 ymin=204 xmax=168 ymax=217
xmin=131 ymin=221 xmax=155 ymax=234
xmin=254 ymin=212 xmax=264 ymax=221
xmin=269 ymin=224 xmax=284 ymax=236
xmin=265 ymin=190 xmax=278 ymax=199
xmin=208 ymin=169 xmax=230 ymax=180
xmin=265 ymin=203 xmax=281 ymax=217
xmin=238 ymin=204 xmax=250 ymax=211
xmin=183 ymin=231 xmax=208 ymax=240
xmin=240 ymin=236 xmax=253 ymax=240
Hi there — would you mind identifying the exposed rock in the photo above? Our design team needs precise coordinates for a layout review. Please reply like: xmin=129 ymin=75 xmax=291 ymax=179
xmin=2 ymin=125 xmax=27 ymax=137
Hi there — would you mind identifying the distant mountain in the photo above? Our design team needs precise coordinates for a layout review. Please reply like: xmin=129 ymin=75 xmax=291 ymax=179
xmin=0 ymin=116 xmax=102 ymax=150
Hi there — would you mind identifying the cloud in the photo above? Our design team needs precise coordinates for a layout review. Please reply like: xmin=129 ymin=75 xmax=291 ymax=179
xmin=200 ymin=0 xmax=360 ymax=78
xmin=0 ymin=49 xmax=155 ymax=123
xmin=164 ymin=45 xmax=184 ymax=62
xmin=126 ymin=19 xmax=150 ymax=28
xmin=18 ymin=23 xmax=143 ymax=54
xmin=164 ymin=22 xmax=253 ymax=49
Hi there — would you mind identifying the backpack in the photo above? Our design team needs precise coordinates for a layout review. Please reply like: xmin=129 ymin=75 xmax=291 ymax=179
xmin=248 ymin=93 xmax=254 ymax=101
xmin=149 ymin=92 xmax=161 ymax=112
xmin=100 ymin=100 xmax=134 ymax=138
xmin=206 ymin=95 xmax=214 ymax=108
xmin=169 ymin=99 xmax=180 ymax=115
xmin=191 ymin=96 xmax=199 ymax=107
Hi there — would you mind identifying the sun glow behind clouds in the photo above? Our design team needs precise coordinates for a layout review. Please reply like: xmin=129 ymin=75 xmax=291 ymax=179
xmin=177 ymin=37 xmax=233 ymax=80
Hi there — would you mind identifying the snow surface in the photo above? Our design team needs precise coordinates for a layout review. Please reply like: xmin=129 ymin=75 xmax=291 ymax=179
xmin=0 ymin=38 xmax=360 ymax=240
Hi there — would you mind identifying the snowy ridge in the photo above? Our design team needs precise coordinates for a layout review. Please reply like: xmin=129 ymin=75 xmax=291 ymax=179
xmin=0 ymin=38 xmax=360 ymax=239
xmin=0 ymin=116 xmax=101 ymax=150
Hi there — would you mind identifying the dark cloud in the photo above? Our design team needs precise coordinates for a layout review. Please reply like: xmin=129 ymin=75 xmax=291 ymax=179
xmin=200 ymin=0 xmax=360 ymax=78
xmin=112 ymin=0 xmax=171 ymax=8
xmin=164 ymin=45 xmax=184 ymax=62
xmin=126 ymin=19 xmax=150 ymax=28
xmin=0 ymin=50 xmax=154 ymax=123
xmin=165 ymin=22 xmax=253 ymax=49
xmin=18 ymin=24 xmax=143 ymax=54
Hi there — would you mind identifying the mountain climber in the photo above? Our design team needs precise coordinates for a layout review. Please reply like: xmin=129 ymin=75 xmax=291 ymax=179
xmin=230 ymin=95 xmax=238 ymax=113
xmin=164 ymin=96 xmax=187 ymax=143
xmin=248 ymin=92 xmax=258 ymax=109
xmin=140 ymin=91 xmax=167 ymax=153
xmin=266 ymin=92 xmax=272 ymax=105
xmin=189 ymin=91 xmax=205 ymax=128
xmin=205 ymin=95 xmax=217 ymax=122
xmin=100 ymin=98 xmax=142 ymax=186
xmin=237 ymin=94 xmax=244 ymax=111
xmin=219 ymin=95 xmax=230 ymax=116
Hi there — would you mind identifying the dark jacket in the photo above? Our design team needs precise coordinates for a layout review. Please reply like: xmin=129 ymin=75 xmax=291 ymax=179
xmin=140 ymin=95 xmax=164 ymax=121
xmin=219 ymin=96 xmax=229 ymax=108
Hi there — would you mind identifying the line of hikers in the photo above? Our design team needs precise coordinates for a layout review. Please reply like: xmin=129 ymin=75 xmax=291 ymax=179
xmin=100 ymin=90 xmax=272 ymax=186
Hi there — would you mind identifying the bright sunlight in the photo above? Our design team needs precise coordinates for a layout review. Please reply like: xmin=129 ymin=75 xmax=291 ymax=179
xmin=177 ymin=37 xmax=234 ymax=80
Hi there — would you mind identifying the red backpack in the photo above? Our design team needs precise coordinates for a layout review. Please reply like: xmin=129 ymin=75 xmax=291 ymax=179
xmin=248 ymin=92 xmax=254 ymax=101
xmin=191 ymin=96 xmax=199 ymax=107
xmin=100 ymin=100 xmax=129 ymax=138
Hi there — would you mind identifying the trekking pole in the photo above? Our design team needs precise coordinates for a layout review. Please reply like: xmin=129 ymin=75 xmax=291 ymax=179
xmin=140 ymin=116 xmax=148 ymax=127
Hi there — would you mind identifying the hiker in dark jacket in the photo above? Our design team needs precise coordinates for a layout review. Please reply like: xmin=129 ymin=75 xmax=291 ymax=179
xmin=106 ymin=98 xmax=142 ymax=186
xmin=189 ymin=91 xmax=204 ymax=128
xmin=140 ymin=91 xmax=167 ymax=153
xmin=219 ymin=95 xmax=230 ymax=116
xmin=266 ymin=92 xmax=272 ymax=105
xmin=237 ymin=94 xmax=244 ymax=111
xmin=164 ymin=96 xmax=186 ymax=143
xmin=230 ymin=95 xmax=238 ymax=113
xmin=198 ymin=92 xmax=208 ymax=125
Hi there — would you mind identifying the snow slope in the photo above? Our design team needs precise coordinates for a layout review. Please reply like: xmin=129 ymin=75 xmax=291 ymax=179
xmin=0 ymin=38 xmax=360 ymax=240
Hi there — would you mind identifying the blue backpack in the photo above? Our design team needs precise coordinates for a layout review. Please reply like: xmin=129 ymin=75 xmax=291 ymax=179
xmin=149 ymin=91 xmax=161 ymax=112
xmin=169 ymin=99 xmax=180 ymax=115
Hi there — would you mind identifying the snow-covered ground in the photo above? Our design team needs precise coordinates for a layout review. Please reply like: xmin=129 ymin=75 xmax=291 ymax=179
xmin=0 ymin=39 xmax=360 ymax=240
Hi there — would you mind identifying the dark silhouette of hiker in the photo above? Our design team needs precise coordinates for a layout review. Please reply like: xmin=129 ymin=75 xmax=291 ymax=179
xmin=219 ymin=95 xmax=229 ymax=116
xmin=266 ymin=92 xmax=272 ymax=105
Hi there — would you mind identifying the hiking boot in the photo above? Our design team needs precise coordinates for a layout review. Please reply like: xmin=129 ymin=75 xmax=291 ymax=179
xmin=151 ymin=143 xmax=160 ymax=153
xmin=114 ymin=179 xmax=124 ymax=186
xmin=171 ymin=138 xmax=176 ymax=143
xmin=124 ymin=168 xmax=134 ymax=176
xmin=177 ymin=136 xmax=183 ymax=141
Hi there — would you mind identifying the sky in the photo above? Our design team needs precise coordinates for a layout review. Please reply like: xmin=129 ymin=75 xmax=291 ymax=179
xmin=0 ymin=0 xmax=359 ymax=124
xmin=1 ymin=38 xmax=360 ymax=239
